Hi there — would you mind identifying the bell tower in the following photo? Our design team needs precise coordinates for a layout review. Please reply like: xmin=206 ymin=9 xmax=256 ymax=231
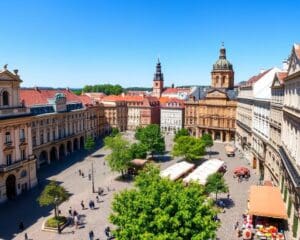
xmin=152 ymin=59 xmax=164 ymax=98
xmin=211 ymin=44 xmax=234 ymax=89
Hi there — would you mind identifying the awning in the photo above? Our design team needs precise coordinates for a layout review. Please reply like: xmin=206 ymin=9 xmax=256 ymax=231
xmin=130 ymin=159 xmax=148 ymax=167
xmin=248 ymin=186 xmax=288 ymax=219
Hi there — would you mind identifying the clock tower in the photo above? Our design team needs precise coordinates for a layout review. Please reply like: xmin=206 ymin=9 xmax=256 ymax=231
xmin=152 ymin=59 xmax=164 ymax=98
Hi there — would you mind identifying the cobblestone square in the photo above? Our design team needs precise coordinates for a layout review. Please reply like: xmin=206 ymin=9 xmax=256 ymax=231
xmin=0 ymin=135 xmax=258 ymax=240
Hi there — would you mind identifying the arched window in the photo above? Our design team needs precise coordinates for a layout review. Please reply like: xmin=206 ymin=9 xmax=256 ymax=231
xmin=2 ymin=91 xmax=9 ymax=106
xmin=222 ymin=76 xmax=226 ymax=85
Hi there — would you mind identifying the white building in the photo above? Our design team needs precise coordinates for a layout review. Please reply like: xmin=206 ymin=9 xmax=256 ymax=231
xmin=160 ymin=98 xmax=184 ymax=134
xmin=162 ymin=86 xmax=200 ymax=101
xmin=251 ymin=67 xmax=280 ymax=178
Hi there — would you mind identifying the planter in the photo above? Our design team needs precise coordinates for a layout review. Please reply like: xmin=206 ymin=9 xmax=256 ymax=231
xmin=41 ymin=216 xmax=69 ymax=233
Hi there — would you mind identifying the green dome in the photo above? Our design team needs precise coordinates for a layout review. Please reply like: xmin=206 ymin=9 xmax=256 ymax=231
xmin=213 ymin=47 xmax=233 ymax=71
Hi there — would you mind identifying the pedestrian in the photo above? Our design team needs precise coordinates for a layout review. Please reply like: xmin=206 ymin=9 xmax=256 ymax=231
xmin=24 ymin=232 xmax=28 ymax=240
xmin=82 ymin=172 xmax=85 ymax=178
xmin=79 ymin=169 xmax=81 ymax=175
xmin=88 ymin=173 xmax=91 ymax=181
xmin=234 ymin=221 xmax=239 ymax=230
xmin=74 ymin=215 xmax=79 ymax=229
xmin=89 ymin=230 xmax=94 ymax=240
xmin=227 ymin=193 xmax=230 ymax=199
xmin=73 ymin=210 xmax=78 ymax=216
xmin=19 ymin=221 xmax=24 ymax=232
xmin=81 ymin=200 xmax=85 ymax=210
xmin=105 ymin=226 xmax=110 ymax=237
xmin=68 ymin=207 xmax=72 ymax=215
xmin=96 ymin=195 xmax=99 ymax=203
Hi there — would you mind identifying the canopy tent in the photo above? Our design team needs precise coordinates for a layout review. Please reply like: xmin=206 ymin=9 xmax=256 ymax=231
xmin=183 ymin=159 xmax=224 ymax=185
xmin=130 ymin=159 xmax=149 ymax=167
xmin=248 ymin=186 xmax=288 ymax=219
xmin=160 ymin=161 xmax=195 ymax=181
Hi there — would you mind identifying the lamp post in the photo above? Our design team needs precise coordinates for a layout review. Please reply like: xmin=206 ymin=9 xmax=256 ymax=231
xmin=54 ymin=196 xmax=61 ymax=234
xmin=91 ymin=160 xmax=95 ymax=193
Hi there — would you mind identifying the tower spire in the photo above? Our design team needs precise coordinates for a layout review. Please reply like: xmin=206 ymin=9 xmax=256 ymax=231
xmin=219 ymin=42 xmax=226 ymax=59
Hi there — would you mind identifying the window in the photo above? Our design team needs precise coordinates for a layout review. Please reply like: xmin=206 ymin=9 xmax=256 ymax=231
xmin=20 ymin=129 xmax=25 ymax=141
xmin=20 ymin=170 xmax=27 ymax=178
xmin=2 ymin=91 xmax=9 ymax=106
xmin=5 ymin=132 xmax=11 ymax=143
xmin=6 ymin=154 xmax=12 ymax=165
xmin=21 ymin=149 xmax=26 ymax=160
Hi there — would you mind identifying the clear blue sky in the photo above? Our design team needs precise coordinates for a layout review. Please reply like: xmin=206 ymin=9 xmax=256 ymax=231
xmin=1 ymin=0 xmax=299 ymax=88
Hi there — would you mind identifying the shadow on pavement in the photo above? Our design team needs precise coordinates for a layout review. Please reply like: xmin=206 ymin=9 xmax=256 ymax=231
xmin=0 ymin=138 xmax=105 ymax=240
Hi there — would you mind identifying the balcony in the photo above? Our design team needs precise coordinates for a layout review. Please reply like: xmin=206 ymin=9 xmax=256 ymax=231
xmin=0 ymin=155 xmax=36 ymax=173
xmin=279 ymin=146 xmax=300 ymax=188
xmin=4 ymin=141 xmax=13 ymax=147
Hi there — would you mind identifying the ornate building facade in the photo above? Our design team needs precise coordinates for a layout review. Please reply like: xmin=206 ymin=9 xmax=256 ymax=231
xmin=184 ymin=45 xmax=237 ymax=142
xmin=279 ymin=44 xmax=300 ymax=239
xmin=0 ymin=66 xmax=37 ymax=203
xmin=20 ymin=88 xmax=106 ymax=168
xmin=160 ymin=98 xmax=184 ymax=134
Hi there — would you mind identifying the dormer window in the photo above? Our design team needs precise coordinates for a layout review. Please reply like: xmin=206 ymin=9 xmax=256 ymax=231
xmin=2 ymin=90 xmax=9 ymax=106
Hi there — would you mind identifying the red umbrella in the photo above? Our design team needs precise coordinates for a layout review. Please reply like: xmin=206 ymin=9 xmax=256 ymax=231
xmin=234 ymin=167 xmax=250 ymax=176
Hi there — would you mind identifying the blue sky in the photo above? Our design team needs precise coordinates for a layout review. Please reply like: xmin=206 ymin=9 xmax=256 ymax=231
xmin=0 ymin=0 xmax=299 ymax=88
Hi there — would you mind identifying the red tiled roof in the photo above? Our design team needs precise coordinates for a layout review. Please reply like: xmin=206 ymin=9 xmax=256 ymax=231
xmin=20 ymin=88 xmax=81 ymax=107
xmin=78 ymin=95 xmax=94 ymax=106
xmin=84 ymin=92 xmax=106 ymax=100
xmin=160 ymin=98 xmax=185 ymax=108
xmin=276 ymin=71 xmax=288 ymax=84
xmin=162 ymin=87 xmax=191 ymax=95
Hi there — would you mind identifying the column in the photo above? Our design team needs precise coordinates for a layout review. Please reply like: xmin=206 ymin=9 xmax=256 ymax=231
xmin=0 ymin=129 xmax=4 ymax=165
xmin=226 ymin=132 xmax=230 ymax=142
xmin=27 ymin=125 xmax=33 ymax=155
xmin=47 ymin=151 xmax=51 ymax=164
xmin=220 ymin=131 xmax=224 ymax=142
xmin=212 ymin=131 xmax=215 ymax=140
xmin=15 ymin=128 xmax=20 ymax=161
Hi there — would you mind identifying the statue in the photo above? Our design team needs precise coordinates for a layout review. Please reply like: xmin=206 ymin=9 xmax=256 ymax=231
xmin=3 ymin=64 xmax=8 ymax=70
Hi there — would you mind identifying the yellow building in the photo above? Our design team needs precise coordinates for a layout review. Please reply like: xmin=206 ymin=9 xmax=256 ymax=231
xmin=0 ymin=65 xmax=37 ymax=203
xmin=185 ymin=45 xmax=237 ymax=141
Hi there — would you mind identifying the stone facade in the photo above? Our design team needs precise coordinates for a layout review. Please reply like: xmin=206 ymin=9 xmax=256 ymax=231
xmin=160 ymin=98 xmax=184 ymax=134
xmin=184 ymin=45 xmax=237 ymax=142
xmin=0 ymin=66 xmax=37 ymax=203
xmin=279 ymin=44 xmax=300 ymax=239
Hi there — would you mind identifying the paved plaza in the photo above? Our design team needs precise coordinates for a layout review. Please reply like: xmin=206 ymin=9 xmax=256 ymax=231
xmin=0 ymin=134 xmax=258 ymax=240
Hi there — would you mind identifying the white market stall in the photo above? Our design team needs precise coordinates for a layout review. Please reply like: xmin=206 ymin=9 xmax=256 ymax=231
xmin=160 ymin=161 xmax=195 ymax=181
xmin=183 ymin=159 xmax=225 ymax=185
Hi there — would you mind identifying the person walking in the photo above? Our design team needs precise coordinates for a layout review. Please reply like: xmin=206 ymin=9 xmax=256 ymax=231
xmin=89 ymin=230 xmax=94 ymax=240
xmin=24 ymin=232 xmax=28 ymax=240
xmin=68 ymin=207 xmax=72 ymax=215
xmin=96 ymin=195 xmax=99 ymax=203
xmin=81 ymin=200 xmax=85 ymax=210
xmin=74 ymin=215 xmax=79 ymax=229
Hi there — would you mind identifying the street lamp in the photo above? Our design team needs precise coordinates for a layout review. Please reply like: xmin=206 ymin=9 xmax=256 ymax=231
xmin=91 ymin=160 xmax=95 ymax=193
xmin=54 ymin=196 xmax=61 ymax=234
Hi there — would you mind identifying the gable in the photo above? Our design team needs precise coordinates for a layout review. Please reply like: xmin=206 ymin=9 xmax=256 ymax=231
xmin=271 ymin=76 xmax=281 ymax=88
xmin=0 ymin=70 xmax=21 ymax=82
xmin=288 ymin=48 xmax=300 ymax=76
xmin=206 ymin=89 xmax=227 ymax=99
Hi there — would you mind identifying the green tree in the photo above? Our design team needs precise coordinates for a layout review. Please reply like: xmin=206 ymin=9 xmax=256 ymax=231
xmin=110 ymin=127 xmax=120 ymax=137
xmin=104 ymin=134 xmax=132 ymax=176
xmin=174 ymin=128 xmax=190 ymax=142
xmin=205 ymin=173 xmax=229 ymax=201
xmin=84 ymin=135 xmax=95 ymax=152
xmin=135 ymin=124 xmax=165 ymax=158
xmin=201 ymin=133 xmax=214 ymax=158
xmin=82 ymin=84 xmax=124 ymax=95
xmin=172 ymin=136 xmax=205 ymax=161
xmin=38 ymin=181 xmax=69 ymax=218
xmin=110 ymin=164 xmax=219 ymax=239
xmin=130 ymin=143 xmax=148 ymax=159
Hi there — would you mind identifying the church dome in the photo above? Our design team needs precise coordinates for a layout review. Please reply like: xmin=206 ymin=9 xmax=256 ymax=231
xmin=213 ymin=46 xmax=233 ymax=71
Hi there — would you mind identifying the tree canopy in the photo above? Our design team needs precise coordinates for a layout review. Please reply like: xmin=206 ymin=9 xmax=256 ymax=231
xmin=110 ymin=127 xmax=120 ymax=137
xmin=174 ymin=128 xmax=190 ymax=142
xmin=104 ymin=134 xmax=132 ymax=175
xmin=82 ymin=84 xmax=123 ymax=95
xmin=172 ymin=136 xmax=205 ymax=161
xmin=130 ymin=143 xmax=148 ymax=159
xmin=84 ymin=135 xmax=95 ymax=152
xmin=201 ymin=133 xmax=214 ymax=148
xmin=205 ymin=173 xmax=229 ymax=201
xmin=110 ymin=164 xmax=219 ymax=239
xmin=38 ymin=181 xmax=69 ymax=218
xmin=135 ymin=125 xmax=165 ymax=158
